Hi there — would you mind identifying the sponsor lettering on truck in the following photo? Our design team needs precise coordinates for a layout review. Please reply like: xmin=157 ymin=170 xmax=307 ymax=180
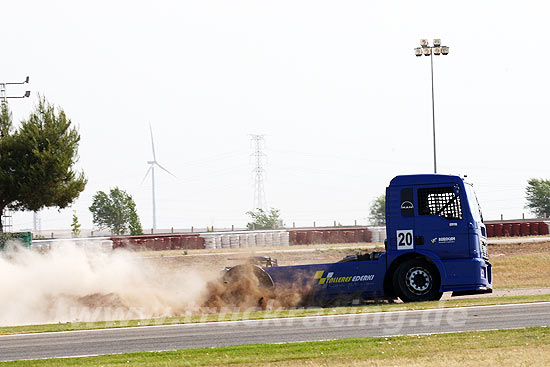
xmin=223 ymin=174 xmax=492 ymax=304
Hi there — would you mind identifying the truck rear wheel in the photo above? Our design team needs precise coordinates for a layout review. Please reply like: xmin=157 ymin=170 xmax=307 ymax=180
xmin=221 ymin=265 xmax=275 ymax=308
xmin=223 ymin=265 xmax=274 ymax=290
xmin=393 ymin=259 xmax=442 ymax=302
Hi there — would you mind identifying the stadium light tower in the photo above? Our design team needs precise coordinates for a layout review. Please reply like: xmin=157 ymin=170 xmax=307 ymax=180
xmin=414 ymin=39 xmax=449 ymax=174
xmin=0 ymin=76 xmax=31 ymax=103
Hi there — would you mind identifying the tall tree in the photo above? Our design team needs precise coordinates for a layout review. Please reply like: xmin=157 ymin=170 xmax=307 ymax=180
xmin=0 ymin=102 xmax=13 ymax=138
xmin=0 ymin=98 xmax=86 ymax=232
xmin=128 ymin=209 xmax=144 ymax=236
xmin=525 ymin=178 xmax=550 ymax=218
xmin=89 ymin=187 xmax=143 ymax=235
xmin=246 ymin=208 xmax=281 ymax=230
xmin=369 ymin=194 xmax=386 ymax=225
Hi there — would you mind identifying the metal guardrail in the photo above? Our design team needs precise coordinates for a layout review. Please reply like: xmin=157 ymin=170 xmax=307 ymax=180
xmin=31 ymin=237 xmax=113 ymax=250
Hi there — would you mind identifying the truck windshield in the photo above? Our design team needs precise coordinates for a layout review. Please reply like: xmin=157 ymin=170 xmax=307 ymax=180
xmin=465 ymin=184 xmax=483 ymax=223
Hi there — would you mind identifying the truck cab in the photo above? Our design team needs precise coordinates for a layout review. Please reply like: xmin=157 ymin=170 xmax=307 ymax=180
xmin=385 ymin=174 xmax=491 ymax=300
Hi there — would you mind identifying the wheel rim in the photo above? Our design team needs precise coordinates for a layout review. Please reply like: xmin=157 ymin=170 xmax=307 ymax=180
xmin=405 ymin=267 xmax=432 ymax=295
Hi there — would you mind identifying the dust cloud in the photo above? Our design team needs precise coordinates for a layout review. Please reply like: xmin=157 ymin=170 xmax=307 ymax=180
xmin=0 ymin=241 xmax=310 ymax=327
xmin=202 ymin=264 xmax=311 ymax=312
xmin=0 ymin=241 xmax=211 ymax=326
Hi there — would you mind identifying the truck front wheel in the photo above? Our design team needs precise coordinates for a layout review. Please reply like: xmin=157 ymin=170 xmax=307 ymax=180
xmin=393 ymin=259 xmax=442 ymax=302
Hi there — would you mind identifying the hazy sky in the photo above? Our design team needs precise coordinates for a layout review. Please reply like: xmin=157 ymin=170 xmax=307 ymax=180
xmin=2 ymin=1 xmax=549 ymax=232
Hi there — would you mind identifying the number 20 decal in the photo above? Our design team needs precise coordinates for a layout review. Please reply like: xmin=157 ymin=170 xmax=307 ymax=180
xmin=396 ymin=230 xmax=414 ymax=250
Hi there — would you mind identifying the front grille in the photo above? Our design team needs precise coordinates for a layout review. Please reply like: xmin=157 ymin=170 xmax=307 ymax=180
xmin=480 ymin=240 xmax=489 ymax=260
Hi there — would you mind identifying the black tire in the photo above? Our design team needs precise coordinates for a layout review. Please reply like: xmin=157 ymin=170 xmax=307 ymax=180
xmin=392 ymin=258 xmax=442 ymax=303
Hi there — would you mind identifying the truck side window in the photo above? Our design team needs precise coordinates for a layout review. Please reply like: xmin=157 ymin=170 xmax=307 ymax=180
xmin=418 ymin=186 xmax=462 ymax=220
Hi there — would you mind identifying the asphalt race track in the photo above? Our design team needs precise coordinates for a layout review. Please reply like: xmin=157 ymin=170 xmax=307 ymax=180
xmin=1 ymin=302 xmax=549 ymax=361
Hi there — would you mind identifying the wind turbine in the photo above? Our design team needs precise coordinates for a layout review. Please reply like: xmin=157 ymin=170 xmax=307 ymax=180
xmin=141 ymin=124 xmax=177 ymax=230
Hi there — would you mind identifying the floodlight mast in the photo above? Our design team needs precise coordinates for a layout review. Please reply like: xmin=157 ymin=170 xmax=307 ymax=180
xmin=414 ymin=39 xmax=449 ymax=174
xmin=0 ymin=76 xmax=31 ymax=103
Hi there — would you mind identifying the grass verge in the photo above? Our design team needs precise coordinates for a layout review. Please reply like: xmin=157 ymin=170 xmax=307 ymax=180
xmin=2 ymin=326 xmax=549 ymax=366
xmin=0 ymin=293 xmax=549 ymax=336
xmin=491 ymin=253 xmax=550 ymax=288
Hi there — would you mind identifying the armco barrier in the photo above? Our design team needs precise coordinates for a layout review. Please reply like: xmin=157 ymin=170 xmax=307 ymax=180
xmin=520 ymin=222 xmax=530 ymax=236
xmin=312 ymin=231 xmax=324 ymax=244
xmin=289 ymin=231 xmax=296 ymax=244
xmin=288 ymin=227 xmax=372 ymax=245
xmin=111 ymin=233 xmax=203 ymax=250
xmin=493 ymin=223 xmax=503 ymax=237
xmin=109 ymin=219 xmax=550 ymax=249
xmin=484 ymin=220 xmax=550 ymax=238
xmin=540 ymin=222 xmax=549 ymax=235
xmin=531 ymin=223 xmax=539 ymax=236
xmin=110 ymin=227 xmax=379 ymax=250
xmin=296 ymin=231 xmax=307 ymax=245
xmin=503 ymin=223 xmax=512 ymax=237
xmin=512 ymin=223 xmax=521 ymax=237
xmin=486 ymin=224 xmax=494 ymax=237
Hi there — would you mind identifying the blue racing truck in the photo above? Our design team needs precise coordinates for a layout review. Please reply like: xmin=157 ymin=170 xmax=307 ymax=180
xmin=224 ymin=174 xmax=492 ymax=303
